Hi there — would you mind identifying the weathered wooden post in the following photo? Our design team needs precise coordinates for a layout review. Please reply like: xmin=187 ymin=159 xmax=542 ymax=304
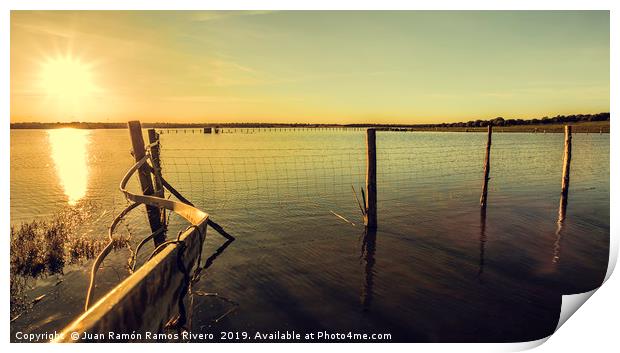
xmin=559 ymin=125 xmax=572 ymax=217
xmin=148 ymin=129 xmax=165 ymax=231
xmin=128 ymin=121 xmax=165 ymax=245
xmin=480 ymin=124 xmax=492 ymax=208
xmin=558 ymin=125 xmax=572 ymax=226
xmin=551 ymin=126 xmax=573 ymax=263
xmin=365 ymin=129 xmax=377 ymax=229
xmin=148 ymin=129 xmax=165 ymax=199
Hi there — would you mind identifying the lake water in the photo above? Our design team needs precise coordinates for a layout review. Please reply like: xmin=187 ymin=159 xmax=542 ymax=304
xmin=10 ymin=128 xmax=609 ymax=342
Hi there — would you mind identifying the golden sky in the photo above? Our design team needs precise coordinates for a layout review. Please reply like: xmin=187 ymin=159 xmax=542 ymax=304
xmin=10 ymin=10 xmax=610 ymax=124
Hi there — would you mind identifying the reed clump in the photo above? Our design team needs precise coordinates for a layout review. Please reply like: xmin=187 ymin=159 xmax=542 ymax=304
xmin=10 ymin=207 xmax=130 ymax=318
xmin=10 ymin=220 xmax=68 ymax=278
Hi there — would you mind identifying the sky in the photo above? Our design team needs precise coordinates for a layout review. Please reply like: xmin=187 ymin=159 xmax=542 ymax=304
xmin=10 ymin=10 xmax=610 ymax=124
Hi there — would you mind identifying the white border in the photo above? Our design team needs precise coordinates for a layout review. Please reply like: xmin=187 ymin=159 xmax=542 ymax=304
xmin=2 ymin=1 xmax=617 ymax=352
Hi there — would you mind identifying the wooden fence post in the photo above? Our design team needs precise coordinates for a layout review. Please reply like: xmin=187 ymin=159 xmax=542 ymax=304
xmin=365 ymin=129 xmax=377 ymax=229
xmin=559 ymin=125 xmax=572 ymax=216
xmin=128 ymin=121 xmax=165 ymax=246
xmin=147 ymin=129 xmax=164 ymax=197
xmin=148 ymin=129 xmax=167 ymax=235
xmin=480 ymin=124 xmax=492 ymax=208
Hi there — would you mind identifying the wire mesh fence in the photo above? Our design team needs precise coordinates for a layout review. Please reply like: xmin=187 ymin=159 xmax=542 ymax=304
xmin=153 ymin=128 xmax=609 ymax=230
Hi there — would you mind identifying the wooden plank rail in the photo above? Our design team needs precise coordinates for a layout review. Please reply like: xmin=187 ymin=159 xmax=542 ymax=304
xmin=54 ymin=219 xmax=207 ymax=342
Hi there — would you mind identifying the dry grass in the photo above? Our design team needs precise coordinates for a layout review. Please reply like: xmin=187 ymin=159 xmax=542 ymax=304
xmin=10 ymin=207 xmax=130 ymax=318
xmin=10 ymin=220 xmax=68 ymax=278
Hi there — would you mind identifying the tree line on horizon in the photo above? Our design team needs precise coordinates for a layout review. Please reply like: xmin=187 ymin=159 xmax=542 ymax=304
xmin=427 ymin=112 xmax=610 ymax=129
xmin=9 ymin=112 xmax=610 ymax=129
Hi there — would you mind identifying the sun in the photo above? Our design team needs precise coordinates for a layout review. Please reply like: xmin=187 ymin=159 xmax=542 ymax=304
xmin=39 ymin=55 xmax=100 ymax=107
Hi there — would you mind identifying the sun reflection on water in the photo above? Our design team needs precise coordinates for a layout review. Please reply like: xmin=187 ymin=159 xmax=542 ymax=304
xmin=48 ymin=128 xmax=90 ymax=205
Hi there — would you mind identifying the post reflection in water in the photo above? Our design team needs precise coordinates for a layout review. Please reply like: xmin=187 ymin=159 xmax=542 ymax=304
xmin=48 ymin=128 xmax=91 ymax=206
xmin=478 ymin=207 xmax=487 ymax=277
xmin=553 ymin=194 xmax=568 ymax=263
xmin=200 ymin=238 xmax=235 ymax=272
xmin=360 ymin=228 xmax=377 ymax=312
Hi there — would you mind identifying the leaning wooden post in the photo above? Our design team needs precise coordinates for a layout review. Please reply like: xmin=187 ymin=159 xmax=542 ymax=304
xmin=480 ymin=124 xmax=492 ymax=208
xmin=559 ymin=125 xmax=572 ymax=216
xmin=148 ymin=129 xmax=167 ymax=232
xmin=365 ymin=129 xmax=378 ymax=229
xmin=128 ymin=121 xmax=165 ymax=246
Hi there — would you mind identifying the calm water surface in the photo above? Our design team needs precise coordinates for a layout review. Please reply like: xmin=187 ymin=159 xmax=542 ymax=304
xmin=10 ymin=129 xmax=609 ymax=342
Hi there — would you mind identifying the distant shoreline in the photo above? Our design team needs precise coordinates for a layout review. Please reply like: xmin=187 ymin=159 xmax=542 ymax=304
xmin=9 ymin=113 xmax=610 ymax=133
xmin=411 ymin=121 xmax=609 ymax=133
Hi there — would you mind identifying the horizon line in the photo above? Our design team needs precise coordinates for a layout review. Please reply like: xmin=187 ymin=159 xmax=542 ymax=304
xmin=9 ymin=111 xmax=611 ymax=127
